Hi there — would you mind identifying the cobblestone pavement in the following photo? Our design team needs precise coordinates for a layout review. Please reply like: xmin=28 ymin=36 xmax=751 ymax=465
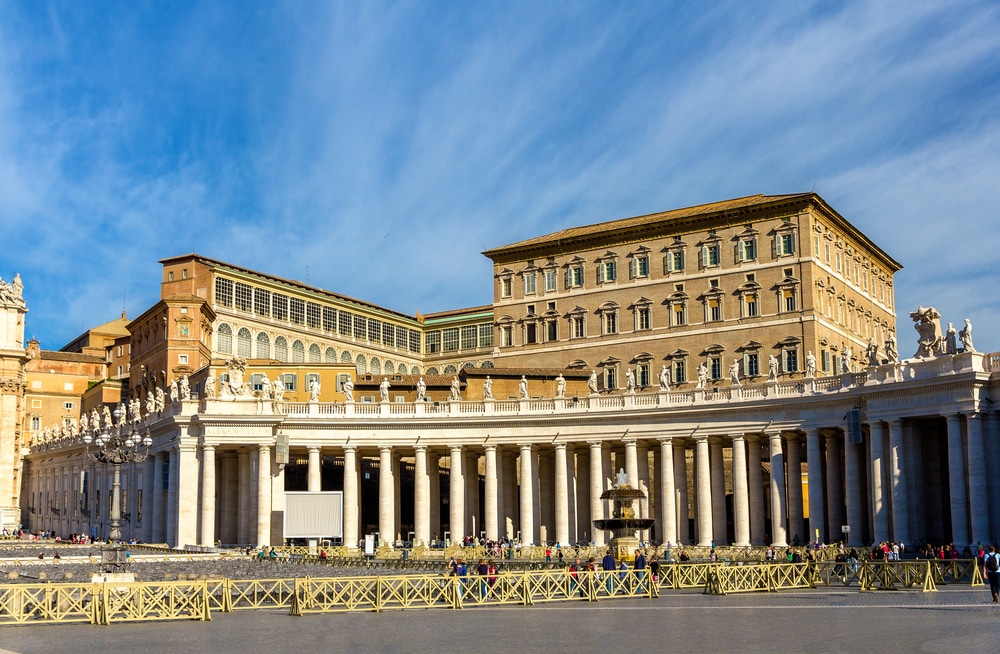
xmin=0 ymin=587 xmax=996 ymax=653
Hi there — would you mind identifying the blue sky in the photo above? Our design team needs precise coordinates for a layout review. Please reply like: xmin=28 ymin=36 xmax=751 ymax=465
xmin=1 ymin=1 xmax=998 ymax=353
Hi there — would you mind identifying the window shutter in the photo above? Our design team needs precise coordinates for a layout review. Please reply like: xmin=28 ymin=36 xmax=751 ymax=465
xmin=564 ymin=269 xmax=570 ymax=289
xmin=772 ymin=236 xmax=778 ymax=258
xmin=699 ymin=246 xmax=706 ymax=269
xmin=789 ymin=233 xmax=796 ymax=254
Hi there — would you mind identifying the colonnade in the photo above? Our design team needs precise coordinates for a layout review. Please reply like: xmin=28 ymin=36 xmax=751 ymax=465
xmin=23 ymin=410 xmax=1000 ymax=550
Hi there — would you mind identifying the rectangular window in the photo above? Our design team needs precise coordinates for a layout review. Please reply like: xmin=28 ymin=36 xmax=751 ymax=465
xmin=339 ymin=311 xmax=352 ymax=336
xmin=501 ymin=278 xmax=512 ymax=298
xmin=234 ymin=282 xmax=252 ymax=312
xmin=784 ymin=349 xmax=799 ymax=373
xmin=604 ymin=312 xmax=617 ymax=334
xmin=283 ymin=373 xmax=297 ymax=392
xmin=254 ymin=288 xmax=271 ymax=317
xmin=443 ymin=328 xmax=459 ymax=352
xmin=322 ymin=307 xmax=336 ymax=332
xmin=426 ymin=331 xmax=441 ymax=354
xmin=306 ymin=303 xmax=322 ymax=329
xmin=637 ymin=307 xmax=650 ymax=330
xmin=409 ymin=328 xmax=422 ymax=353
xmin=567 ymin=266 xmax=584 ymax=288
xmin=478 ymin=324 xmax=493 ymax=348
xmin=745 ymin=295 xmax=758 ymax=317
xmin=215 ymin=278 xmax=233 ymax=308
xmin=777 ymin=233 xmax=795 ymax=256
xmin=168 ymin=271 xmax=174 ymax=282
xmin=673 ymin=361 xmax=686 ymax=384
xmin=710 ymin=357 xmax=721 ymax=380
xmin=672 ymin=304 xmax=686 ymax=326
xmin=524 ymin=273 xmax=536 ymax=295
xmin=353 ymin=315 xmax=366 ymax=340
xmin=64 ymin=401 xmax=75 ymax=410
xmin=178 ymin=354 xmax=188 ymax=365
xmin=383 ymin=323 xmax=395 ymax=348
xmin=633 ymin=255 xmax=649 ymax=278
xmin=525 ymin=323 xmax=537 ymax=344
xmin=740 ymin=239 xmax=756 ymax=261
xmin=460 ymin=325 xmax=477 ymax=349
xmin=745 ymin=353 xmax=759 ymax=377
xmin=599 ymin=260 xmax=617 ymax=283
xmin=501 ymin=326 xmax=513 ymax=347
xmin=702 ymin=245 xmax=720 ymax=268
xmin=544 ymin=269 xmax=557 ymax=292
xmin=251 ymin=373 xmax=266 ymax=391
xmin=783 ymin=290 xmax=797 ymax=312
xmin=605 ymin=368 xmax=617 ymax=390
xmin=31 ymin=416 xmax=40 ymax=430
xmin=272 ymin=294 xmax=289 ymax=320
xmin=546 ymin=320 xmax=557 ymax=341
xmin=822 ymin=349 xmax=831 ymax=372
xmin=709 ymin=300 xmax=721 ymax=322
xmin=637 ymin=364 xmax=650 ymax=387
xmin=289 ymin=298 xmax=305 ymax=325
xmin=336 ymin=374 xmax=350 ymax=392
xmin=666 ymin=250 xmax=684 ymax=273
xmin=368 ymin=319 xmax=382 ymax=344
xmin=572 ymin=316 xmax=585 ymax=338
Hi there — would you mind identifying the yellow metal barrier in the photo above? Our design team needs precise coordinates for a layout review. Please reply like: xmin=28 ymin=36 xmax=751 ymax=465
xmin=227 ymin=578 xmax=297 ymax=610
xmin=96 ymin=580 xmax=211 ymax=625
xmin=0 ymin=582 xmax=98 ymax=624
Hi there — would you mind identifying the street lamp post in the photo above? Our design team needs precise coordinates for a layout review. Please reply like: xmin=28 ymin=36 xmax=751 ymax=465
xmin=82 ymin=403 xmax=151 ymax=545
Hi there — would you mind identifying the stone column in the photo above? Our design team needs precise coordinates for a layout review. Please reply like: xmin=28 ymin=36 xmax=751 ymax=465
xmin=805 ymin=428 xmax=825 ymax=544
xmin=255 ymin=444 xmax=271 ymax=548
xmin=868 ymin=422 xmax=888 ymax=543
xmin=768 ymin=433 xmax=787 ymax=547
xmin=448 ymin=446 xmax=464 ymax=543
xmin=465 ymin=450 xmax=479 ymax=539
xmin=746 ymin=436 xmax=765 ymax=545
xmin=519 ymin=444 xmax=535 ymax=545
xmin=566 ymin=445 xmax=579 ymax=543
xmin=674 ymin=440 xmax=690 ymax=545
xmin=844 ymin=434 xmax=863 ymax=546
xmin=166 ymin=448 xmax=178 ymax=547
xmin=637 ymin=444 xmax=650 ymax=542
xmin=378 ymin=446 xmax=394 ymax=545
xmin=731 ymin=435 xmax=750 ymax=547
xmin=785 ymin=434 xmax=804 ymax=544
xmin=414 ymin=446 xmax=430 ymax=547
xmin=659 ymin=438 xmax=677 ymax=545
xmin=589 ymin=442 xmax=605 ymax=546
xmin=237 ymin=449 xmax=251 ymax=545
xmin=945 ymin=414 xmax=969 ymax=546
xmin=484 ymin=445 xmax=499 ymax=542
xmin=624 ymin=439 xmax=639 ymax=525
xmin=825 ymin=432 xmax=846 ymax=542
xmin=576 ymin=447 xmax=590 ymax=543
xmin=429 ymin=452 xmax=441 ymax=541
xmin=694 ymin=435 xmax=713 ymax=547
xmin=150 ymin=454 xmax=164 ymax=544
xmin=200 ymin=444 xmax=216 ymax=546
xmin=887 ymin=419 xmax=910 ymax=545
xmin=709 ymin=437 xmax=727 ymax=543
xmin=307 ymin=447 xmax=322 ymax=492
xmin=966 ymin=413 xmax=989 ymax=545
xmin=501 ymin=450 xmax=517 ymax=539
xmin=538 ymin=448 xmax=553 ymax=543
xmin=343 ymin=446 xmax=359 ymax=549
xmin=554 ymin=443 xmax=569 ymax=546
xmin=143 ymin=456 xmax=157 ymax=543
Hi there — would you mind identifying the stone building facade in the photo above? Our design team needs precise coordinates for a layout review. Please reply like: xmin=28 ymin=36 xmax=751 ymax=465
xmin=12 ymin=193 xmax=1000 ymax=550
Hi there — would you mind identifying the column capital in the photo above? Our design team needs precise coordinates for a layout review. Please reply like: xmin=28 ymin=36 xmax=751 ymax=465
xmin=342 ymin=444 xmax=357 ymax=454
xmin=888 ymin=417 xmax=904 ymax=428
xmin=730 ymin=434 xmax=746 ymax=443
xmin=657 ymin=435 xmax=674 ymax=443
xmin=783 ymin=432 xmax=800 ymax=443
xmin=379 ymin=445 xmax=393 ymax=454
xmin=519 ymin=443 xmax=533 ymax=453
xmin=202 ymin=443 xmax=216 ymax=452
xmin=622 ymin=437 xmax=637 ymax=445
xmin=414 ymin=444 xmax=427 ymax=454
xmin=307 ymin=446 xmax=321 ymax=454
xmin=693 ymin=433 xmax=710 ymax=442
xmin=552 ymin=442 xmax=567 ymax=451
xmin=945 ymin=413 xmax=962 ymax=425
xmin=745 ymin=433 xmax=761 ymax=444
xmin=256 ymin=443 xmax=270 ymax=453
xmin=449 ymin=444 xmax=463 ymax=454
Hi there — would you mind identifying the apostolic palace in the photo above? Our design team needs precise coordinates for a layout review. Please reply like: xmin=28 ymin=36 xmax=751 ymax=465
xmin=2 ymin=193 xmax=997 ymax=552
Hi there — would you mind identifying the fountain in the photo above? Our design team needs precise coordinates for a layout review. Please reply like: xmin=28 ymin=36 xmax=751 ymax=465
xmin=593 ymin=469 xmax=655 ymax=562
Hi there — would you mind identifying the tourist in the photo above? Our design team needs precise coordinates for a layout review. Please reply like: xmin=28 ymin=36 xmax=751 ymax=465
xmin=569 ymin=557 xmax=582 ymax=596
xmin=649 ymin=554 xmax=660 ymax=584
xmin=602 ymin=550 xmax=616 ymax=593
xmin=477 ymin=558 xmax=489 ymax=598
xmin=983 ymin=545 xmax=1000 ymax=603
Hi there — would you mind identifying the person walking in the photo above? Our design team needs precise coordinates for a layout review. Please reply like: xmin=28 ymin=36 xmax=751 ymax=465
xmin=983 ymin=545 xmax=1000 ymax=603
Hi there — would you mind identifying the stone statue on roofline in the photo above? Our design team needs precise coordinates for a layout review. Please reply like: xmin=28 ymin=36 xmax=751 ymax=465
xmin=483 ymin=376 xmax=494 ymax=400
xmin=555 ymin=373 xmax=566 ymax=398
xmin=625 ymin=368 xmax=636 ymax=393
xmin=658 ymin=365 xmax=670 ymax=391
xmin=959 ymin=318 xmax=975 ymax=353
xmin=729 ymin=359 xmax=741 ymax=386
xmin=342 ymin=378 xmax=354 ymax=402
xmin=587 ymin=370 xmax=599 ymax=395
xmin=415 ymin=377 xmax=426 ymax=402
xmin=696 ymin=362 xmax=709 ymax=389
xmin=910 ymin=306 xmax=942 ymax=358
xmin=450 ymin=376 xmax=462 ymax=401
xmin=943 ymin=322 xmax=957 ymax=355
xmin=379 ymin=377 xmax=390 ymax=402
xmin=518 ymin=376 xmax=528 ymax=399
xmin=204 ymin=374 xmax=216 ymax=398
xmin=865 ymin=338 xmax=880 ymax=367
xmin=769 ymin=355 xmax=780 ymax=381
xmin=884 ymin=333 xmax=898 ymax=363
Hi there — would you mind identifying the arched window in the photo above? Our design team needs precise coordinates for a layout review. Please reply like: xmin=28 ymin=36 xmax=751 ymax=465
xmin=462 ymin=362 xmax=474 ymax=369
xmin=426 ymin=367 xmax=439 ymax=375
xmin=383 ymin=360 xmax=394 ymax=375
xmin=340 ymin=350 xmax=353 ymax=364
xmin=217 ymin=324 xmax=232 ymax=354
xmin=481 ymin=360 xmax=494 ymax=368
xmin=398 ymin=363 xmax=408 ymax=374
xmin=410 ymin=366 xmax=420 ymax=375
xmin=236 ymin=328 xmax=252 ymax=357
xmin=444 ymin=364 xmax=458 ymax=374
xmin=325 ymin=347 xmax=336 ymax=362
xmin=308 ymin=343 xmax=321 ymax=363
xmin=355 ymin=354 xmax=367 ymax=375
xmin=370 ymin=357 xmax=382 ymax=375
xmin=256 ymin=332 xmax=271 ymax=359
xmin=274 ymin=336 xmax=288 ymax=362
xmin=292 ymin=340 xmax=305 ymax=363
